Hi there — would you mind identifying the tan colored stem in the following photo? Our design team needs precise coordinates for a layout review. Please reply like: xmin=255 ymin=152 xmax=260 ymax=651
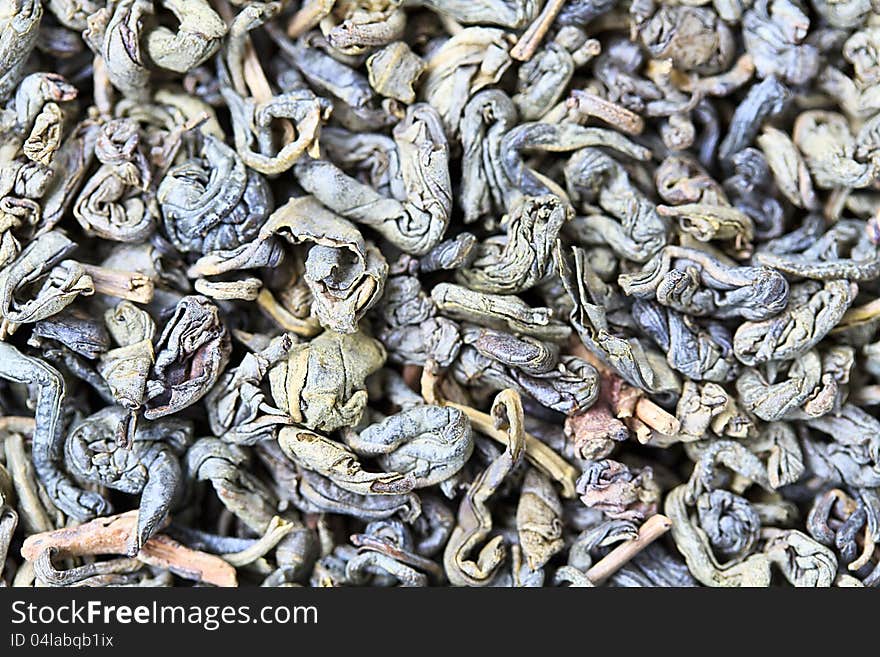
xmin=821 ymin=490 xmax=878 ymax=572
xmin=286 ymin=0 xmax=335 ymax=38
xmin=850 ymin=384 xmax=880 ymax=405
xmin=760 ymin=527 xmax=788 ymax=542
xmin=154 ymin=112 xmax=211 ymax=184
xmin=93 ymin=55 xmax=113 ymax=117
xmin=828 ymin=488 xmax=858 ymax=515
xmin=0 ymin=318 xmax=19 ymax=340
xmin=629 ymin=417 xmax=654 ymax=445
xmin=256 ymin=288 xmax=322 ymax=337
xmin=679 ymin=54 xmax=754 ymax=95
xmin=824 ymin=186 xmax=850 ymax=222
xmin=568 ymin=339 xmax=679 ymax=436
xmin=511 ymin=0 xmax=568 ymax=61
xmin=438 ymin=15 xmax=465 ymax=36
xmin=0 ymin=416 xmax=35 ymax=435
xmin=222 ymin=516 xmax=293 ymax=567
xmin=833 ymin=298 xmax=880 ymax=332
xmin=217 ymin=0 xmax=296 ymax=144
xmin=446 ymin=401 xmax=578 ymax=498
xmin=5 ymin=434 xmax=54 ymax=534
xmin=80 ymin=264 xmax=154 ymax=304
xmin=420 ymin=362 xmax=577 ymax=496
xmin=244 ymin=46 xmax=294 ymax=144
xmin=849 ymin=531 xmax=875 ymax=572
xmin=585 ymin=514 xmax=672 ymax=584
xmin=635 ymin=397 xmax=680 ymax=435
xmin=242 ymin=47 xmax=277 ymax=106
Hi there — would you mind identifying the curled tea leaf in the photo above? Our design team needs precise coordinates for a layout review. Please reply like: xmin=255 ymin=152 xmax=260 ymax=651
xmin=269 ymin=329 xmax=386 ymax=432
xmin=346 ymin=405 xmax=473 ymax=488
xmin=278 ymin=426 xmax=415 ymax=496
xmin=764 ymin=530 xmax=838 ymax=587
xmin=158 ymin=135 xmax=273 ymax=254
xmin=444 ymin=389 xmax=526 ymax=586
xmin=516 ymin=469 xmax=564 ymax=571
xmin=144 ymin=296 xmax=232 ymax=419
xmin=64 ymin=406 xmax=192 ymax=552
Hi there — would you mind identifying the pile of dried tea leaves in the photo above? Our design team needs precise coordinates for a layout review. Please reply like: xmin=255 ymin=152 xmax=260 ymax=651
xmin=2 ymin=0 xmax=880 ymax=587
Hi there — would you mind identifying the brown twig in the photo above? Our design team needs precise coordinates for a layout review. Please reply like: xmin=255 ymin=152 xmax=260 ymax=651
xmin=21 ymin=511 xmax=143 ymax=560
xmin=244 ymin=49 xmax=296 ymax=145
xmin=824 ymin=186 xmax=850 ymax=223
xmin=585 ymin=514 xmax=672 ymax=584
xmin=568 ymin=338 xmax=680 ymax=437
xmin=634 ymin=397 xmax=679 ymax=435
xmin=567 ymin=90 xmax=644 ymax=135
xmin=152 ymin=111 xmax=211 ymax=184
xmin=566 ymin=401 xmax=623 ymax=438
xmin=628 ymin=416 xmax=655 ymax=445
xmin=402 ymin=364 xmax=422 ymax=392
xmin=80 ymin=264 xmax=154 ymax=304
xmin=510 ymin=0 xmax=568 ymax=62
xmin=139 ymin=535 xmax=237 ymax=586
xmin=21 ymin=511 xmax=237 ymax=587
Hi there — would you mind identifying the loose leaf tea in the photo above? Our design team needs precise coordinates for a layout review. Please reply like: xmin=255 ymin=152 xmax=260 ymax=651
xmin=3 ymin=0 xmax=880 ymax=588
